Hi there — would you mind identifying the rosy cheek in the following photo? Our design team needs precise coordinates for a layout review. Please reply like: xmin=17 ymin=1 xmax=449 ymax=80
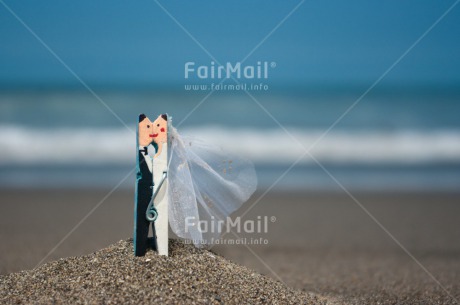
xmin=160 ymin=128 xmax=165 ymax=132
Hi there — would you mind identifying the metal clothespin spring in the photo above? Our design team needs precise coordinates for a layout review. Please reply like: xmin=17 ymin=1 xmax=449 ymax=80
xmin=146 ymin=171 xmax=167 ymax=222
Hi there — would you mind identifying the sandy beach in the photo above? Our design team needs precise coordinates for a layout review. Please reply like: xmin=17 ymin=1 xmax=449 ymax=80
xmin=1 ymin=189 xmax=459 ymax=304
xmin=1 ymin=239 xmax=329 ymax=304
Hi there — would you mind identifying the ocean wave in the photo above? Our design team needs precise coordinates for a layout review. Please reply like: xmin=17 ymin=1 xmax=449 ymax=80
xmin=1 ymin=125 xmax=460 ymax=165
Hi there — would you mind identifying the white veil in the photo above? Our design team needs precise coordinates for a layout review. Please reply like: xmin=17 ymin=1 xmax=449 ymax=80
xmin=167 ymin=126 xmax=257 ymax=247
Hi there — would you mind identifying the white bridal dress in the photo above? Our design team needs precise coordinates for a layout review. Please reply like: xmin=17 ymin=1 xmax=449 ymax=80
xmin=167 ymin=127 xmax=257 ymax=247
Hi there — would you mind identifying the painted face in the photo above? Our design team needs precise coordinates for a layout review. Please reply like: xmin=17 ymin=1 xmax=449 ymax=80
xmin=138 ymin=115 xmax=154 ymax=147
xmin=152 ymin=115 xmax=167 ymax=145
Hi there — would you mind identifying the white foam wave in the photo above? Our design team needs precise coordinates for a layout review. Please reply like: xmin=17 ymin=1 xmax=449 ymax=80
xmin=1 ymin=125 xmax=460 ymax=165
xmin=0 ymin=126 xmax=134 ymax=165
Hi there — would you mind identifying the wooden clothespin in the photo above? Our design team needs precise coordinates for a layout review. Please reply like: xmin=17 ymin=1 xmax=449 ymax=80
xmin=134 ymin=113 xmax=169 ymax=256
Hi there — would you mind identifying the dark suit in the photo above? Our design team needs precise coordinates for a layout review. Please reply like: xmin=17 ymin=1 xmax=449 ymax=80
xmin=134 ymin=149 xmax=156 ymax=256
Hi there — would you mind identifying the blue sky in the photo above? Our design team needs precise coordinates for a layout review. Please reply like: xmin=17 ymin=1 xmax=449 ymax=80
xmin=1 ymin=0 xmax=459 ymax=86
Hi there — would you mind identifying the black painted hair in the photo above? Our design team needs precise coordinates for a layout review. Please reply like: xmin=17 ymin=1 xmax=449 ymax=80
xmin=161 ymin=114 xmax=167 ymax=121
xmin=139 ymin=114 xmax=146 ymax=122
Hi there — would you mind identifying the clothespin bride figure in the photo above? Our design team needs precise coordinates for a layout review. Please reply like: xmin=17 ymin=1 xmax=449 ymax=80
xmin=135 ymin=113 xmax=257 ymax=256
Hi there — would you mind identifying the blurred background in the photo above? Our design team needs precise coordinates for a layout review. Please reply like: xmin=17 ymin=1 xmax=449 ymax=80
xmin=1 ymin=0 xmax=459 ymax=191
xmin=1 ymin=1 xmax=459 ymax=302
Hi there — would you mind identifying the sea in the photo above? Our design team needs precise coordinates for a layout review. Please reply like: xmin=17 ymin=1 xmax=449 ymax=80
xmin=1 ymin=85 xmax=459 ymax=191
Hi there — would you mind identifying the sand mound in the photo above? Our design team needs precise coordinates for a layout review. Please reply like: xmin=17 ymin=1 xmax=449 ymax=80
xmin=0 ymin=239 xmax=327 ymax=304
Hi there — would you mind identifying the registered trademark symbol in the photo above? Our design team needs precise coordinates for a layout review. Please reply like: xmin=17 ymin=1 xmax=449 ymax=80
xmin=270 ymin=62 xmax=276 ymax=68
xmin=270 ymin=216 xmax=276 ymax=222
